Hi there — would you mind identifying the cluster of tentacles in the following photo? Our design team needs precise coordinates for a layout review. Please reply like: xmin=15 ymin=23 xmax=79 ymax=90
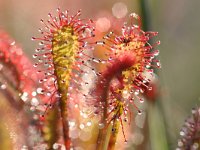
xmin=88 ymin=13 xmax=160 ymax=141
xmin=177 ymin=107 xmax=200 ymax=150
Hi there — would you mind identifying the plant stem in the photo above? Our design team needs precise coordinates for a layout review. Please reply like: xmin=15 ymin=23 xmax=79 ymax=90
xmin=96 ymin=129 xmax=107 ymax=150
xmin=59 ymin=95 xmax=70 ymax=149
xmin=43 ymin=105 xmax=59 ymax=149
xmin=107 ymin=120 xmax=120 ymax=150
xmin=51 ymin=27 xmax=77 ymax=149
xmin=96 ymin=84 xmax=109 ymax=150
xmin=96 ymin=56 xmax=136 ymax=150
xmin=53 ymin=65 xmax=71 ymax=149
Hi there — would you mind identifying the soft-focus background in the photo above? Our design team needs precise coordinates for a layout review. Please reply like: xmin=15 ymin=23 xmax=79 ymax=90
xmin=0 ymin=0 xmax=200 ymax=149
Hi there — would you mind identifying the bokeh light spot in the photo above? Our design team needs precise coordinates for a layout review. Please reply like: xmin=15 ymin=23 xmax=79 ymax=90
xmin=112 ymin=2 xmax=128 ymax=18
xmin=96 ymin=17 xmax=111 ymax=32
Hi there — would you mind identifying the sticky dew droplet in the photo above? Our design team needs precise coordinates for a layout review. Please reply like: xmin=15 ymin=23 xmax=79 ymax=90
xmin=137 ymin=110 xmax=142 ymax=115
xmin=86 ymin=121 xmax=92 ymax=127
xmin=1 ymin=84 xmax=6 ymax=90
xmin=154 ymin=50 xmax=159 ymax=56
xmin=134 ymin=90 xmax=139 ymax=96
xmin=98 ymin=123 xmax=105 ymax=129
xmin=32 ymin=54 xmax=38 ymax=58
xmin=79 ymin=124 xmax=85 ymax=129
xmin=139 ymin=98 xmax=144 ymax=103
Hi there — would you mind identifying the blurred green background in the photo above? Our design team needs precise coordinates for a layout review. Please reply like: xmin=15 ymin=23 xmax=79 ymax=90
xmin=0 ymin=0 xmax=200 ymax=149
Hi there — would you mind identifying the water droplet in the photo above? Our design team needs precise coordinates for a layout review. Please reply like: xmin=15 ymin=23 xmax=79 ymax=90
xmin=0 ymin=64 xmax=3 ymax=71
xmin=21 ymin=145 xmax=28 ymax=150
xmin=46 ymin=92 xmax=51 ymax=97
xmin=124 ymin=140 xmax=128 ymax=144
xmin=139 ymin=98 xmax=144 ymax=103
xmin=123 ymin=90 xmax=128 ymax=95
xmin=53 ymin=143 xmax=65 ymax=150
xmin=146 ymin=65 xmax=150 ymax=68
xmin=86 ymin=121 xmax=92 ymax=127
xmin=191 ymin=108 xmax=196 ymax=114
xmin=154 ymin=50 xmax=159 ymax=56
xmin=35 ymin=48 xmax=40 ymax=52
xmin=96 ymin=41 xmax=105 ymax=45
xmin=53 ymin=143 xmax=59 ymax=149
xmin=21 ymin=92 xmax=29 ymax=102
xmin=1 ymin=84 xmax=6 ymax=89
xmin=180 ymin=131 xmax=185 ymax=136
xmin=137 ymin=110 xmax=142 ymax=115
xmin=157 ymin=41 xmax=161 ymax=45
xmin=140 ymin=89 xmax=144 ymax=93
xmin=148 ymin=86 xmax=152 ymax=90
xmin=69 ymin=121 xmax=76 ymax=128
xmin=83 ymin=113 xmax=88 ymax=119
xmin=38 ymin=58 xmax=43 ymax=62
xmin=98 ymin=123 xmax=105 ymax=129
xmin=40 ymin=19 xmax=44 ymax=23
xmin=124 ymin=118 xmax=128 ymax=122
xmin=10 ymin=41 xmax=15 ymax=46
xmin=134 ymin=90 xmax=139 ymax=96
xmin=157 ymin=62 xmax=161 ymax=68
xmin=33 ymin=63 xmax=38 ymax=68
xmin=74 ymin=104 xmax=78 ymax=108
xmin=31 ymin=98 xmax=39 ymax=106
xmin=130 ymin=13 xmax=139 ymax=19
xmin=36 ymin=88 xmax=43 ymax=94
xmin=108 ymin=57 xmax=113 ymax=61
xmin=32 ymin=54 xmax=38 ymax=58
xmin=30 ymin=106 xmax=36 ymax=111
xmin=31 ymin=37 xmax=36 ymax=41
xmin=79 ymin=124 xmax=85 ymax=129
xmin=39 ymin=42 xmax=44 ymax=45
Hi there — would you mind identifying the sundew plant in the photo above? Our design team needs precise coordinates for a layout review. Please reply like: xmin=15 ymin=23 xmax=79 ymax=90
xmin=32 ymin=8 xmax=160 ymax=149
xmin=0 ymin=1 xmax=199 ymax=150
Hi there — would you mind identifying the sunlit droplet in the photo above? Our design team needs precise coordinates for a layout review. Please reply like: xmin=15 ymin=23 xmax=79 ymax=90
xmin=31 ymin=98 xmax=39 ymax=106
xmin=36 ymin=88 xmax=43 ymax=94
xmin=98 ymin=123 xmax=105 ymax=129
xmin=21 ymin=92 xmax=29 ymax=102
xmin=86 ymin=121 xmax=92 ymax=127
xmin=32 ymin=91 xmax=37 ymax=96
xmin=10 ymin=41 xmax=16 ymax=46
xmin=69 ymin=121 xmax=76 ymax=128
xmin=0 ymin=63 xmax=3 ymax=70
xmin=79 ymin=124 xmax=85 ymax=129
xmin=1 ymin=84 xmax=6 ymax=89
xmin=21 ymin=145 xmax=28 ymax=150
